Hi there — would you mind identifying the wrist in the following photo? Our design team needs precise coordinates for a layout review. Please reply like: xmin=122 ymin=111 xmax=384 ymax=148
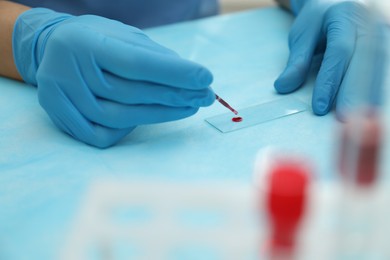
xmin=13 ymin=8 xmax=72 ymax=85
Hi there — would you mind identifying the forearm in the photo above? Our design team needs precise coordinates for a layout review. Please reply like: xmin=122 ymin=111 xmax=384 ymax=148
xmin=0 ymin=1 xmax=30 ymax=80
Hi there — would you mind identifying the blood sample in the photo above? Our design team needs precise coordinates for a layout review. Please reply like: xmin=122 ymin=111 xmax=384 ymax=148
xmin=265 ymin=159 xmax=310 ymax=257
xmin=215 ymin=94 xmax=238 ymax=115
xmin=232 ymin=117 xmax=243 ymax=122
xmin=338 ymin=110 xmax=382 ymax=186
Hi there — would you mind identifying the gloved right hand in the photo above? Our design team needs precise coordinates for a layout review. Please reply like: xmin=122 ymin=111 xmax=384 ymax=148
xmin=13 ymin=8 xmax=215 ymax=148
xmin=274 ymin=0 xmax=387 ymax=119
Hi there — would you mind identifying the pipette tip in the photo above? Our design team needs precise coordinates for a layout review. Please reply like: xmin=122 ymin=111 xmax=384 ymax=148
xmin=215 ymin=94 xmax=238 ymax=115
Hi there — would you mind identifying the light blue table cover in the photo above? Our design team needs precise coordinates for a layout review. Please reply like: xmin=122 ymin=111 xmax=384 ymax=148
xmin=0 ymin=7 xmax=389 ymax=259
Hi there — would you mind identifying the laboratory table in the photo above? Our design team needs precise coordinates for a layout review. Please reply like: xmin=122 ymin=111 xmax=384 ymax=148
xmin=0 ymin=7 xmax=389 ymax=259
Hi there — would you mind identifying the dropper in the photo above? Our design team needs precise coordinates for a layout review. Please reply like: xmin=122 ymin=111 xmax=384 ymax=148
xmin=215 ymin=94 xmax=238 ymax=115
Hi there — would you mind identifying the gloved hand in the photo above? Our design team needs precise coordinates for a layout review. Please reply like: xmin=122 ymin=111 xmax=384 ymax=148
xmin=13 ymin=8 xmax=215 ymax=148
xmin=274 ymin=0 xmax=387 ymax=119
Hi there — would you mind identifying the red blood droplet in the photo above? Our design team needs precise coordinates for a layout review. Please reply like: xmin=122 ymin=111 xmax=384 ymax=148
xmin=232 ymin=117 xmax=243 ymax=122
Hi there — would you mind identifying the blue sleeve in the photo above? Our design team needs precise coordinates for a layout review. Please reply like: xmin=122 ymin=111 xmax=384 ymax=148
xmin=10 ymin=0 xmax=219 ymax=28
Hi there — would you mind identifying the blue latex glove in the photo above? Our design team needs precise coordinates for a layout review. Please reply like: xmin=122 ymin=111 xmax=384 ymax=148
xmin=274 ymin=0 xmax=387 ymax=118
xmin=13 ymin=8 xmax=215 ymax=148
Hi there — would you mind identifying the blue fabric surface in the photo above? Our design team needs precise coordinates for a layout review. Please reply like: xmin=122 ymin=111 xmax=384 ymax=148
xmin=1 ymin=7 xmax=389 ymax=259
xmin=10 ymin=0 xmax=219 ymax=28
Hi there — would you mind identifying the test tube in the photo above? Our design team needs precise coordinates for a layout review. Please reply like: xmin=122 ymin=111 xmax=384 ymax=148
xmin=258 ymin=153 xmax=311 ymax=259
xmin=338 ymin=109 xmax=383 ymax=187
xmin=336 ymin=108 xmax=385 ymax=257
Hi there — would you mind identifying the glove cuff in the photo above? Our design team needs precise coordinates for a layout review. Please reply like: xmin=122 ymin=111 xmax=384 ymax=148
xmin=12 ymin=8 xmax=72 ymax=86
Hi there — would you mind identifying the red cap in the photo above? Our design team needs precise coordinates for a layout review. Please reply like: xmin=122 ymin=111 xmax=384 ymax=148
xmin=266 ymin=160 xmax=310 ymax=252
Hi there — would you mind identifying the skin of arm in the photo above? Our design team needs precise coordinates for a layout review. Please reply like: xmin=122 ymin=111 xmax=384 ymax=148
xmin=0 ymin=1 xmax=30 ymax=81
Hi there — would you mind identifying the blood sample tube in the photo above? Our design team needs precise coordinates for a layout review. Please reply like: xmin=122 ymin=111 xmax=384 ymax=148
xmin=338 ymin=110 xmax=382 ymax=187
xmin=265 ymin=159 xmax=310 ymax=259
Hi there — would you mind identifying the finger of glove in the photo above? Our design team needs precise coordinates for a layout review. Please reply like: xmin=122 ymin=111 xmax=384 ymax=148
xmin=96 ymin=37 xmax=213 ymax=89
xmin=312 ymin=16 xmax=356 ymax=115
xmin=38 ymin=82 xmax=134 ymax=148
xmin=83 ymin=99 xmax=199 ymax=129
xmin=335 ymin=33 xmax=386 ymax=121
xmin=334 ymin=4 xmax=386 ymax=120
xmin=274 ymin=14 xmax=321 ymax=94
xmin=334 ymin=43 xmax=368 ymax=121
xmin=89 ymin=71 xmax=215 ymax=107
xmin=48 ymin=65 xmax=201 ymax=129
xmin=61 ymin=78 xmax=200 ymax=128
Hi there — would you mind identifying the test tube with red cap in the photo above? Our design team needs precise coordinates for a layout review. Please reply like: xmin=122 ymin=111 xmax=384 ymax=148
xmin=264 ymin=157 xmax=311 ymax=259
xmin=338 ymin=109 xmax=382 ymax=187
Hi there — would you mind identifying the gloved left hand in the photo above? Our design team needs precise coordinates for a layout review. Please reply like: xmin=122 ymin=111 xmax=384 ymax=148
xmin=13 ymin=8 xmax=215 ymax=148
xmin=274 ymin=0 xmax=387 ymax=119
